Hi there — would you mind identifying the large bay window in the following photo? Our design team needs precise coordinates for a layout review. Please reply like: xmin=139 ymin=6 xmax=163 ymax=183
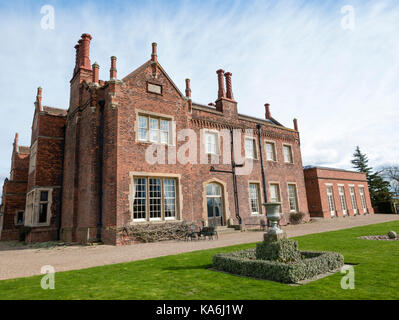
xmin=132 ymin=177 xmax=177 ymax=222
xmin=24 ymin=188 xmax=52 ymax=226
xmin=138 ymin=114 xmax=171 ymax=145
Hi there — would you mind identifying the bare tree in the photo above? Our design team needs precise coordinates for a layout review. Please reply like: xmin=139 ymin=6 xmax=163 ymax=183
xmin=383 ymin=166 xmax=399 ymax=198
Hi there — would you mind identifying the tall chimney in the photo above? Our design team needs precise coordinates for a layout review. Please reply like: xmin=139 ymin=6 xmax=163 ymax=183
xmin=92 ymin=62 xmax=99 ymax=84
xmin=265 ymin=103 xmax=271 ymax=120
xmin=293 ymin=118 xmax=298 ymax=131
xmin=216 ymin=69 xmax=226 ymax=99
xmin=80 ymin=33 xmax=92 ymax=70
xmin=185 ymin=79 xmax=191 ymax=98
xmin=224 ymin=72 xmax=234 ymax=100
xmin=110 ymin=56 xmax=117 ymax=80
xmin=36 ymin=87 xmax=43 ymax=111
xmin=151 ymin=42 xmax=157 ymax=62
xmin=13 ymin=133 xmax=19 ymax=153
xmin=74 ymin=44 xmax=80 ymax=74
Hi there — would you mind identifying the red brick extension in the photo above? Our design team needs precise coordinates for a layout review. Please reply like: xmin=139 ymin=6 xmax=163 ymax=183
xmin=304 ymin=166 xmax=374 ymax=218
xmin=0 ymin=33 xmax=372 ymax=245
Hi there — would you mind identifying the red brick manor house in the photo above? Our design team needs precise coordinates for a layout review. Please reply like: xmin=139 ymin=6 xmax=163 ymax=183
xmin=0 ymin=34 xmax=373 ymax=245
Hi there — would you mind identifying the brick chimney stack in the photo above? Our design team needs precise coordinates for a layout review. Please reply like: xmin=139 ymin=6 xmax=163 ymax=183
xmin=80 ymin=33 xmax=92 ymax=70
xmin=224 ymin=72 xmax=234 ymax=100
xmin=13 ymin=133 xmax=18 ymax=153
xmin=36 ymin=87 xmax=43 ymax=111
xmin=151 ymin=42 xmax=158 ymax=62
xmin=216 ymin=69 xmax=226 ymax=99
xmin=293 ymin=118 xmax=298 ymax=131
xmin=110 ymin=56 xmax=117 ymax=80
xmin=185 ymin=79 xmax=191 ymax=98
xmin=265 ymin=103 xmax=271 ymax=120
xmin=92 ymin=62 xmax=99 ymax=84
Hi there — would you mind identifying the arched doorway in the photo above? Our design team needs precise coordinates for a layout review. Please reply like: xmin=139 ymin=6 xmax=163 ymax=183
xmin=206 ymin=183 xmax=224 ymax=226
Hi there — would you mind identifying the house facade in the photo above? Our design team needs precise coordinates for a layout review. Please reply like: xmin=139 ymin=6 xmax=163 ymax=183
xmin=303 ymin=166 xmax=374 ymax=218
xmin=1 ymin=33 xmax=310 ymax=244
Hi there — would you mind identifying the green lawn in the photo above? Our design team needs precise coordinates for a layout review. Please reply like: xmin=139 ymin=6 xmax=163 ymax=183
xmin=1 ymin=221 xmax=399 ymax=300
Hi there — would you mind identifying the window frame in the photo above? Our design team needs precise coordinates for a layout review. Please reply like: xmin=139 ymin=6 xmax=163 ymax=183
xmin=204 ymin=130 xmax=220 ymax=155
xmin=268 ymin=182 xmax=281 ymax=203
xmin=24 ymin=187 xmax=52 ymax=227
xmin=265 ymin=140 xmax=277 ymax=162
xmin=325 ymin=184 xmax=336 ymax=216
xmin=282 ymin=143 xmax=294 ymax=164
xmin=131 ymin=176 xmax=178 ymax=223
xmin=244 ymin=137 xmax=257 ymax=160
xmin=248 ymin=182 xmax=262 ymax=215
xmin=287 ymin=183 xmax=299 ymax=213
xmin=137 ymin=113 xmax=172 ymax=145
xmin=15 ymin=210 xmax=24 ymax=226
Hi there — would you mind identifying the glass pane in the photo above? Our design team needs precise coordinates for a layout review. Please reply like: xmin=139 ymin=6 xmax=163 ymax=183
xmin=39 ymin=203 xmax=47 ymax=223
xmin=207 ymin=198 xmax=214 ymax=217
xmin=214 ymin=198 xmax=222 ymax=217
xmin=133 ymin=178 xmax=146 ymax=220
xmin=40 ymin=191 xmax=48 ymax=202
xmin=149 ymin=178 xmax=161 ymax=219
xmin=164 ymin=179 xmax=176 ymax=218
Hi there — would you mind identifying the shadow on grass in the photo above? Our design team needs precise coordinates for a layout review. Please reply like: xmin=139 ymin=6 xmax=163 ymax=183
xmin=162 ymin=264 xmax=212 ymax=271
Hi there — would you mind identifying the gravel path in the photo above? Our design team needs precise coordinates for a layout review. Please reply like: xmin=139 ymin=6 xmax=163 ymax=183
xmin=0 ymin=214 xmax=398 ymax=280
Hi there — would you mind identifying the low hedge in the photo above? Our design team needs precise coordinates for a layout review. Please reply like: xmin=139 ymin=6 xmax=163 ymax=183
xmin=212 ymin=249 xmax=344 ymax=284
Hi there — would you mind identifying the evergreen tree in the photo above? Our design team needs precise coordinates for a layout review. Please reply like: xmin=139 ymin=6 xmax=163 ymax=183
xmin=351 ymin=146 xmax=392 ymax=206
xmin=351 ymin=146 xmax=372 ymax=179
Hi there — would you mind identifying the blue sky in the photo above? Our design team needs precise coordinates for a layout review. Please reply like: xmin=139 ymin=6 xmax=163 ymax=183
xmin=0 ymin=0 xmax=398 ymax=186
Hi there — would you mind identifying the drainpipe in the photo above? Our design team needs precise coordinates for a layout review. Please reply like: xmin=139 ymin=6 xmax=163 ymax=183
xmin=256 ymin=124 xmax=268 ymax=204
xmin=57 ymin=125 xmax=66 ymax=240
xmin=97 ymin=100 xmax=105 ymax=242
xmin=230 ymin=128 xmax=242 ymax=226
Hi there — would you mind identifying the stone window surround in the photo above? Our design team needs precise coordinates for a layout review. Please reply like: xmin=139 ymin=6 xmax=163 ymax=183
xmin=264 ymin=140 xmax=277 ymax=162
xmin=282 ymin=143 xmax=294 ymax=164
xmin=202 ymin=178 xmax=231 ymax=226
xmin=244 ymin=136 xmax=258 ymax=160
xmin=268 ymin=181 xmax=282 ymax=204
xmin=135 ymin=109 xmax=176 ymax=146
xmin=24 ymin=187 xmax=53 ymax=227
xmin=248 ymin=181 xmax=263 ymax=215
xmin=128 ymin=172 xmax=182 ymax=224
xmin=287 ymin=182 xmax=300 ymax=213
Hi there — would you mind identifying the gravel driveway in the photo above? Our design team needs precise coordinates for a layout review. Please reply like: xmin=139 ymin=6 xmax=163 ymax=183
xmin=0 ymin=214 xmax=398 ymax=280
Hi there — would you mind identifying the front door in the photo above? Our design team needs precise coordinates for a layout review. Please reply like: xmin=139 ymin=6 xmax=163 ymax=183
xmin=206 ymin=183 xmax=224 ymax=227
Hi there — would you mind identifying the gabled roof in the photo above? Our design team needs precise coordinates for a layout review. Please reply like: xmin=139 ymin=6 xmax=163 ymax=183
xmin=122 ymin=60 xmax=185 ymax=98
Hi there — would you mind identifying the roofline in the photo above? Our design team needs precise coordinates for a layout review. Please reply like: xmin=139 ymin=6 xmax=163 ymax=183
xmin=303 ymin=165 xmax=365 ymax=175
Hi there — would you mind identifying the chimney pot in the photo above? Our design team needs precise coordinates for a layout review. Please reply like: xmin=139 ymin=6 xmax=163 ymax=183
xmin=151 ymin=42 xmax=158 ymax=62
xmin=216 ymin=69 xmax=226 ymax=99
xmin=36 ymin=87 xmax=43 ymax=111
xmin=265 ymin=103 xmax=271 ymax=120
xmin=79 ymin=33 xmax=92 ymax=70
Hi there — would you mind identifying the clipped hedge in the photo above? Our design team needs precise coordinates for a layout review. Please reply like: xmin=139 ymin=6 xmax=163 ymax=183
xmin=213 ymin=249 xmax=344 ymax=284
xmin=256 ymin=239 xmax=301 ymax=263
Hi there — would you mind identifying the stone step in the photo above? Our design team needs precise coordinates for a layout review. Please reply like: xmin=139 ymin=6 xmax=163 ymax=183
xmin=215 ymin=226 xmax=241 ymax=235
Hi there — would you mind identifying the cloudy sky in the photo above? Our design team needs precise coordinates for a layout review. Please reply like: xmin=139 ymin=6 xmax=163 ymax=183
xmin=0 ymin=0 xmax=398 ymax=186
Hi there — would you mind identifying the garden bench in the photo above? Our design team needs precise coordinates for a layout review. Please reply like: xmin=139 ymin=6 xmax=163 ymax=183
xmin=185 ymin=224 xmax=200 ymax=241
xmin=198 ymin=226 xmax=218 ymax=240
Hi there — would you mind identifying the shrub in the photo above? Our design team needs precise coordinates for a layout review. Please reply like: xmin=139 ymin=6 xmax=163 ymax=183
xmin=256 ymin=239 xmax=301 ymax=263
xmin=213 ymin=249 xmax=344 ymax=284
xmin=113 ymin=222 xmax=190 ymax=243
xmin=388 ymin=231 xmax=397 ymax=239
xmin=289 ymin=212 xmax=306 ymax=225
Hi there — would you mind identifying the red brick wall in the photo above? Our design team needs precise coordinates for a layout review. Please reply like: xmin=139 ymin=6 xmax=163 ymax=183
xmin=304 ymin=167 xmax=374 ymax=219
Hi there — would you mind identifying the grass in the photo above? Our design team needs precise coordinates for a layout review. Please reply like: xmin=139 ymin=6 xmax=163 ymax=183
xmin=0 ymin=221 xmax=399 ymax=300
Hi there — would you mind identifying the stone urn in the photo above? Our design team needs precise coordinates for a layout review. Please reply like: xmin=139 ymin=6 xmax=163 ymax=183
xmin=263 ymin=202 xmax=286 ymax=241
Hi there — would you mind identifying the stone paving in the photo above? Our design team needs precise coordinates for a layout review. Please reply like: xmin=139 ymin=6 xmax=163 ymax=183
xmin=0 ymin=214 xmax=398 ymax=280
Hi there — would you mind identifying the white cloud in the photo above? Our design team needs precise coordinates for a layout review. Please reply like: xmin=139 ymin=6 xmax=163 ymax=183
xmin=0 ymin=0 xmax=398 ymax=184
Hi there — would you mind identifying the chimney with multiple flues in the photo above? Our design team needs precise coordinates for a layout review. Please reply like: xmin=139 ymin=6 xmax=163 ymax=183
xmin=74 ymin=33 xmax=92 ymax=74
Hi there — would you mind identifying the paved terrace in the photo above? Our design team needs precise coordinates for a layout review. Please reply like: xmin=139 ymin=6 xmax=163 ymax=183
xmin=0 ymin=214 xmax=398 ymax=280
